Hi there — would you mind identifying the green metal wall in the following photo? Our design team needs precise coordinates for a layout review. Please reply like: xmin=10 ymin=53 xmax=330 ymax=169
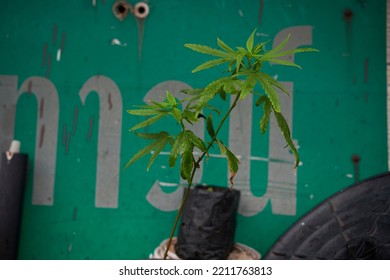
xmin=0 ymin=0 xmax=387 ymax=259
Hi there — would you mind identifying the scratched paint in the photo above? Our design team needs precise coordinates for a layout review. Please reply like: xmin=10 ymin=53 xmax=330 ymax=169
xmin=72 ymin=106 xmax=79 ymax=135
xmin=38 ymin=125 xmax=45 ymax=148
xmin=39 ymin=97 xmax=44 ymax=118
xmin=60 ymin=32 xmax=66 ymax=52
xmin=52 ymin=24 xmax=58 ymax=45
xmin=46 ymin=54 xmax=52 ymax=78
xmin=41 ymin=43 xmax=48 ymax=68
xmin=258 ymin=0 xmax=264 ymax=25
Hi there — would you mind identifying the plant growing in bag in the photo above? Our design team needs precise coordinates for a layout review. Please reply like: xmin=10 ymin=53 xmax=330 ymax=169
xmin=125 ymin=30 xmax=317 ymax=259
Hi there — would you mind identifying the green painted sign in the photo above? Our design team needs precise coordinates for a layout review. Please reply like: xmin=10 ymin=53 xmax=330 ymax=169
xmin=0 ymin=0 xmax=387 ymax=259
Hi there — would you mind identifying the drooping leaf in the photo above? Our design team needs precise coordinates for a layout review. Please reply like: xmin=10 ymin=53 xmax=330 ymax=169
xmin=256 ymin=74 xmax=281 ymax=112
xmin=129 ymin=113 xmax=167 ymax=131
xmin=221 ymin=78 xmax=238 ymax=94
xmin=204 ymin=104 xmax=221 ymax=115
xmin=184 ymin=43 xmax=231 ymax=58
xmin=124 ymin=132 xmax=170 ymax=170
xmin=255 ymin=95 xmax=268 ymax=106
xmin=195 ymin=77 xmax=234 ymax=113
xmin=225 ymin=148 xmax=239 ymax=187
xmin=169 ymin=132 xmax=185 ymax=167
xmin=239 ymin=73 xmax=257 ymax=99
xmin=216 ymin=138 xmax=226 ymax=154
xmin=259 ymin=72 xmax=290 ymax=96
xmin=246 ymin=29 xmax=256 ymax=52
xmin=206 ymin=114 xmax=216 ymax=139
xmin=218 ymin=89 xmax=227 ymax=101
xmin=192 ymin=58 xmax=229 ymax=73
xmin=180 ymin=145 xmax=194 ymax=184
xmin=216 ymin=139 xmax=239 ymax=187
xmin=274 ymin=111 xmax=300 ymax=170
xmin=185 ymin=130 xmax=207 ymax=153
xmin=147 ymin=136 xmax=172 ymax=171
xmin=260 ymin=99 xmax=272 ymax=133
xmin=182 ymin=109 xmax=198 ymax=123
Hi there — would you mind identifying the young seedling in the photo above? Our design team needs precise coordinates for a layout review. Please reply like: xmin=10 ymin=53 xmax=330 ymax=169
xmin=125 ymin=30 xmax=318 ymax=259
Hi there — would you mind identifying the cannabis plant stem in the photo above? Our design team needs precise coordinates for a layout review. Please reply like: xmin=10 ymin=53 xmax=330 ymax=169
xmin=163 ymin=92 xmax=242 ymax=260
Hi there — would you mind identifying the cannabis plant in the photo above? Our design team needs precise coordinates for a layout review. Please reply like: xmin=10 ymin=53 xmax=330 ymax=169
xmin=125 ymin=30 xmax=317 ymax=259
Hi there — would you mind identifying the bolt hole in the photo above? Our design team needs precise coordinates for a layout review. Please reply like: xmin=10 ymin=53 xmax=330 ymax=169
xmin=117 ymin=4 xmax=126 ymax=14
xmin=113 ymin=1 xmax=131 ymax=21
xmin=344 ymin=9 xmax=353 ymax=19
xmin=137 ymin=6 xmax=145 ymax=14
xmin=134 ymin=2 xmax=149 ymax=19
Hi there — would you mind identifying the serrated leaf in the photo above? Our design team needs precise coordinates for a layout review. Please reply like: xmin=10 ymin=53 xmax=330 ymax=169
xmin=228 ymin=61 xmax=235 ymax=72
xmin=222 ymin=78 xmax=238 ymax=94
xmin=216 ymin=139 xmax=239 ymax=187
xmin=169 ymin=132 xmax=185 ymax=167
xmin=204 ymin=104 xmax=221 ymax=115
xmin=129 ymin=113 xmax=166 ymax=131
xmin=151 ymin=100 xmax=169 ymax=108
xmin=134 ymin=131 xmax=169 ymax=139
xmin=260 ymin=99 xmax=272 ymax=133
xmin=260 ymin=73 xmax=290 ymax=96
xmin=206 ymin=114 xmax=215 ymax=138
xmin=217 ymin=37 xmax=235 ymax=54
xmin=246 ymin=29 xmax=256 ymax=52
xmin=185 ymin=130 xmax=207 ymax=152
xmin=127 ymin=109 xmax=161 ymax=116
xmin=235 ymin=53 xmax=244 ymax=74
xmin=218 ymin=89 xmax=227 ymax=101
xmin=124 ymin=134 xmax=169 ymax=170
xmin=147 ymin=136 xmax=172 ymax=171
xmin=267 ymin=33 xmax=291 ymax=57
xmin=253 ymin=40 xmax=270 ymax=54
xmin=268 ymin=59 xmax=302 ymax=69
xmin=192 ymin=58 xmax=229 ymax=73
xmin=226 ymin=148 xmax=239 ymax=187
xmin=274 ymin=111 xmax=300 ymax=169
xmin=165 ymin=91 xmax=177 ymax=105
xmin=239 ymin=73 xmax=257 ymax=99
xmin=195 ymin=77 xmax=232 ymax=113
xmin=256 ymin=74 xmax=281 ymax=112
xmin=181 ymin=88 xmax=204 ymax=95
xmin=183 ymin=109 xmax=198 ymax=123
xmin=170 ymin=107 xmax=182 ymax=123
xmin=180 ymin=145 xmax=194 ymax=184
xmin=184 ymin=43 xmax=231 ymax=58
xmin=264 ymin=47 xmax=319 ymax=60
xmin=255 ymin=95 xmax=268 ymax=106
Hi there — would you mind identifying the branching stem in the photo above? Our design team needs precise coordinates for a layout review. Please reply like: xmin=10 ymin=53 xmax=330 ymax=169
xmin=163 ymin=91 xmax=242 ymax=259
